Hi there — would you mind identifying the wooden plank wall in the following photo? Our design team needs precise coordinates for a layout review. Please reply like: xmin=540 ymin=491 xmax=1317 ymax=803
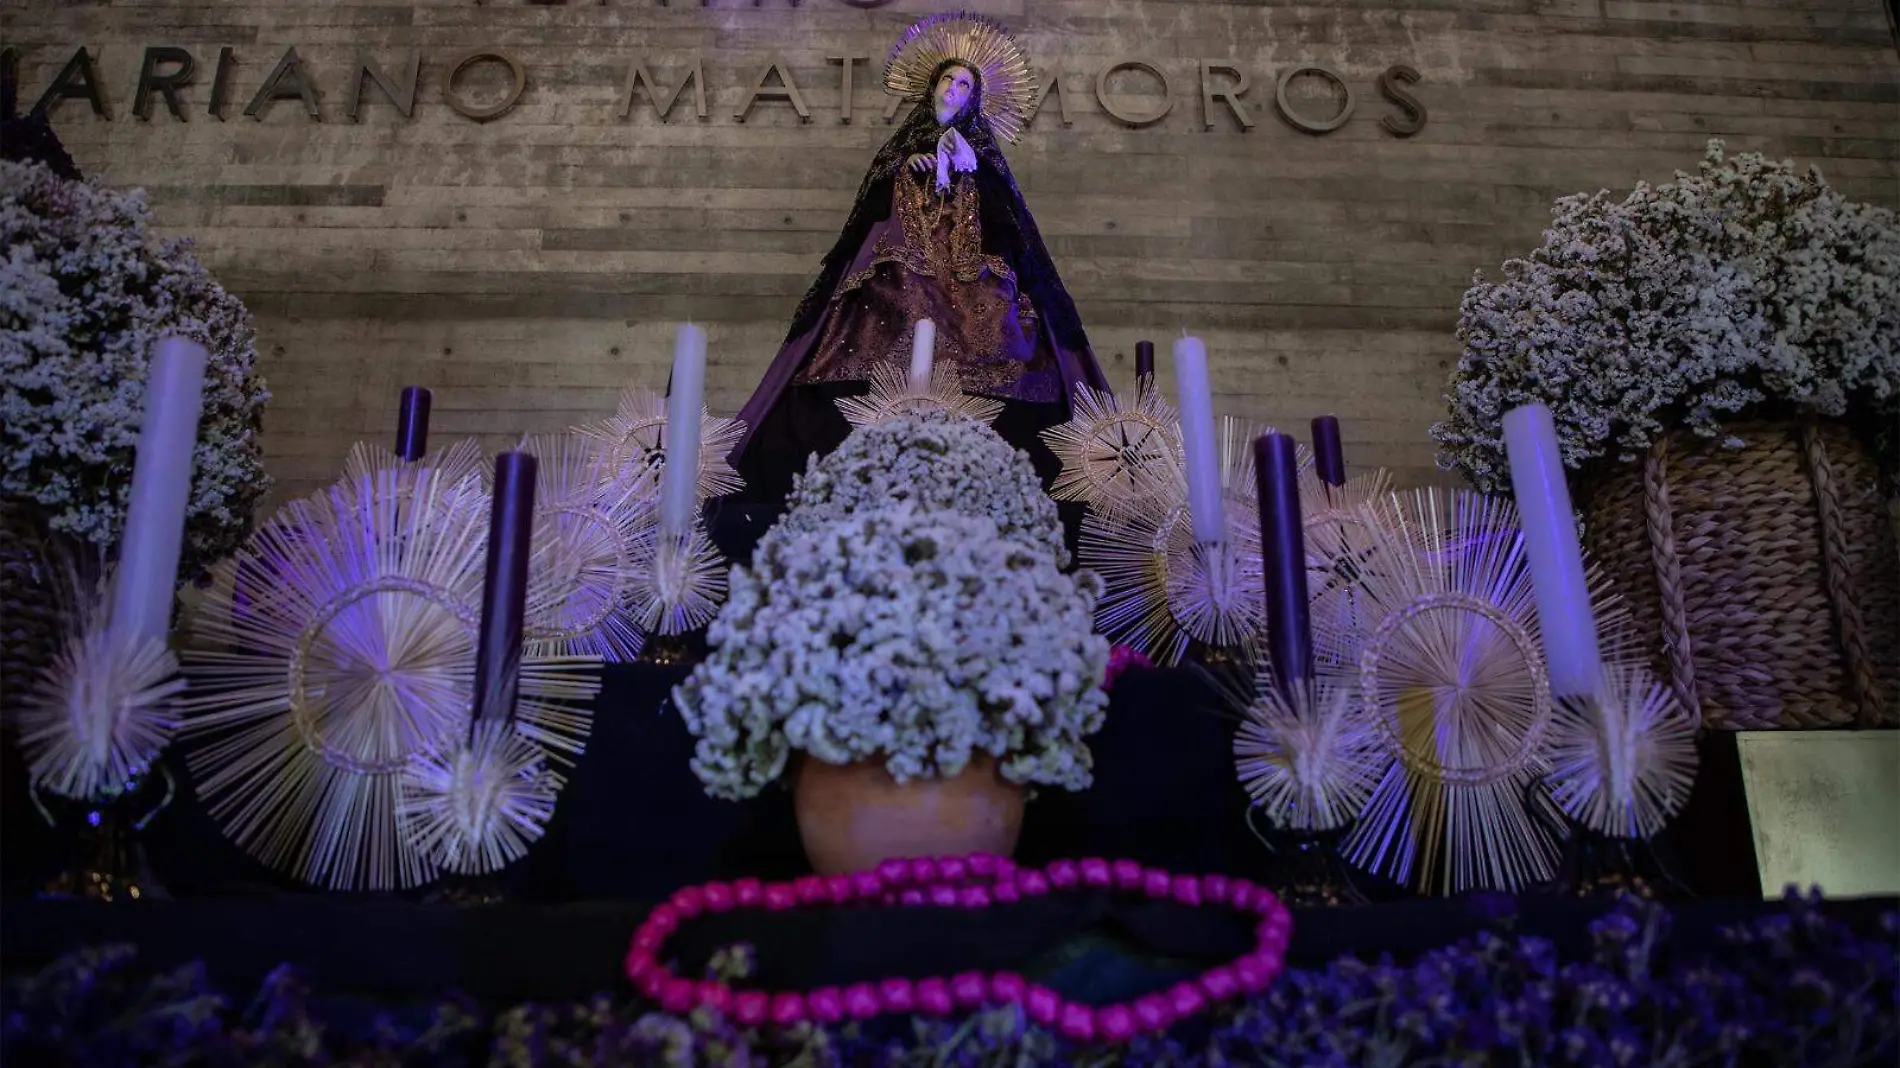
xmin=4 ymin=0 xmax=1896 ymax=504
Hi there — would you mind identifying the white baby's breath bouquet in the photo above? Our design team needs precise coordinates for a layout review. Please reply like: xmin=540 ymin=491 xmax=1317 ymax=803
xmin=674 ymin=504 xmax=1110 ymax=801
xmin=780 ymin=409 xmax=1070 ymax=566
xmin=1 ymin=159 xmax=271 ymax=580
xmin=1434 ymin=140 xmax=1899 ymax=491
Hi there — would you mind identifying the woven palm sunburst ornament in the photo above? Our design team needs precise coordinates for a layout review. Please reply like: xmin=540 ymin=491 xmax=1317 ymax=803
xmin=1233 ymin=671 xmax=1385 ymax=835
xmin=1084 ymin=418 xmax=1301 ymax=665
xmin=340 ymin=437 xmax=487 ymax=500
xmin=15 ymin=560 xmax=184 ymax=802
xmin=629 ymin=525 xmax=729 ymax=638
xmin=835 ymin=364 xmax=1005 ymax=429
xmin=398 ymin=718 xmax=561 ymax=876
xmin=1544 ymin=664 xmax=1699 ymax=840
xmin=885 ymin=11 xmax=1037 ymax=144
xmin=1300 ymin=466 xmax=1394 ymax=671
xmin=1338 ymin=489 xmax=1564 ymax=896
xmin=180 ymin=468 xmax=598 ymax=892
xmin=512 ymin=432 xmax=653 ymax=662
xmin=577 ymin=385 xmax=744 ymax=505
xmin=1041 ymin=386 xmax=1182 ymax=519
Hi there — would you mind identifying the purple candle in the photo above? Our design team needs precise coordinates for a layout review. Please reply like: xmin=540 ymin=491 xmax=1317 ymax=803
xmin=473 ymin=450 xmax=536 ymax=727
xmin=1134 ymin=340 xmax=1155 ymax=399
xmin=1310 ymin=415 xmax=1345 ymax=487
xmin=1253 ymin=432 xmax=1313 ymax=688
xmin=395 ymin=386 xmax=432 ymax=462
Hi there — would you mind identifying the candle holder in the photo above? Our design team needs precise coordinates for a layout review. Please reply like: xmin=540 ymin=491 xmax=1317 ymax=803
xmin=32 ymin=764 xmax=176 ymax=903
xmin=1529 ymin=664 xmax=1699 ymax=899
xmin=1171 ymin=536 xmax=1265 ymax=662
xmin=17 ymin=557 xmax=186 ymax=902
xmin=636 ymin=632 xmax=698 ymax=666
xmin=1228 ymin=668 xmax=1383 ymax=907
xmin=1232 ymin=671 xmax=1383 ymax=827
xmin=1245 ymin=806 xmax=1369 ymax=908
xmin=402 ymin=721 xmax=565 ymax=904
xmin=628 ymin=524 xmax=728 ymax=658
xmin=1524 ymin=776 xmax=1697 ymax=901
xmin=835 ymin=364 xmax=1003 ymax=429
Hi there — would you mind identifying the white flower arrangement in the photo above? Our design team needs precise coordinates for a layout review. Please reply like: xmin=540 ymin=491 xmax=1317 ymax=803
xmin=1 ymin=160 xmax=271 ymax=579
xmin=779 ymin=409 xmax=1070 ymax=567
xmin=674 ymin=504 xmax=1111 ymax=801
xmin=1434 ymin=140 xmax=1899 ymax=491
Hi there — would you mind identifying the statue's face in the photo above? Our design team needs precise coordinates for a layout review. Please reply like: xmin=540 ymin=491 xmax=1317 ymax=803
xmin=934 ymin=65 xmax=976 ymax=124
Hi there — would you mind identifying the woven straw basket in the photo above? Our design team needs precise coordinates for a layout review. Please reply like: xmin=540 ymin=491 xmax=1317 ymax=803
xmin=1580 ymin=420 xmax=1899 ymax=730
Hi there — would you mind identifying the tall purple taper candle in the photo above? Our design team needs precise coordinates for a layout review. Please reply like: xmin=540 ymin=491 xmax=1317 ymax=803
xmin=395 ymin=386 xmax=432 ymax=462
xmin=1134 ymin=340 xmax=1155 ymax=399
xmin=473 ymin=450 xmax=537 ymax=728
xmin=1311 ymin=414 xmax=1345 ymax=487
xmin=1254 ymin=431 xmax=1313 ymax=688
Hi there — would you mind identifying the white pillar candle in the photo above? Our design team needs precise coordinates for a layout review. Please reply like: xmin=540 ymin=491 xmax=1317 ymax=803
xmin=110 ymin=335 xmax=208 ymax=649
xmin=660 ymin=322 xmax=708 ymax=538
xmin=908 ymin=319 xmax=936 ymax=393
xmin=1502 ymin=403 xmax=1604 ymax=699
xmin=1172 ymin=333 xmax=1225 ymax=543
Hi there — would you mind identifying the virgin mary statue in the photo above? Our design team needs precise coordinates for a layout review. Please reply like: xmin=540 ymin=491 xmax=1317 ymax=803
xmin=731 ymin=13 xmax=1111 ymax=502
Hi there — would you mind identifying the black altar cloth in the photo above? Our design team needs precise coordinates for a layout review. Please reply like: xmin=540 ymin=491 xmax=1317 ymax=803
xmin=0 ymin=664 xmax=1763 ymax=905
xmin=6 ymin=884 xmax=1885 ymax=1008
xmin=2 ymin=666 xmax=1265 ymax=903
xmin=0 ymin=661 xmax=1805 ymax=1010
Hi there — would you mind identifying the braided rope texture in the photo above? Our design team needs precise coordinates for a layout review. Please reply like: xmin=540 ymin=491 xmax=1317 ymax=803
xmin=1639 ymin=438 xmax=1702 ymax=725
xmin=1581 ymin=420 xmax=1899 ymax=730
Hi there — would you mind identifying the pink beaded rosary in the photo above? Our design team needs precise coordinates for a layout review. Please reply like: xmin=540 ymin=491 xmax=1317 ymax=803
xmin=625 ymin=853 xmax=1293 ymax=1045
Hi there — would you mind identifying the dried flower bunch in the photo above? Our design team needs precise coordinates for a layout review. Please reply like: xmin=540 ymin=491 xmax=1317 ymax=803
xmin=1435 ymin=140 xmax=1899 ymax=491
xmin=778 ymin=409 xmax=1070 ymax=567
xmin=675 ymin=505 xmax=1109 ymax=800
xmin=1 ymin=160 xmax=270 ymax=579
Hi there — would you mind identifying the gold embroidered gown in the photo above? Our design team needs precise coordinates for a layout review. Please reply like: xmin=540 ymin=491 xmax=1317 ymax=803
xmin=792 ymin=169 xmax=1063 ymax=404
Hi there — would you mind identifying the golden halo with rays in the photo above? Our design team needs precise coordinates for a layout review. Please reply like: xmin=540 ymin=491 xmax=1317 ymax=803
xmin=835 ymin=364 xmax=1005 ymax=429
xmin=1232 ymin=670 xmax=1386 ymax=835
xmin=575 ymin=385 xmax=745 ymax=505
xmin=512 ymin=431 xmax=653 ymax=663
xmin=628 ymin=524 xmax=729 ymax=638
xmin=1544 ymin=663 xmax=1699 ymax=840
xmin=884 ymin=11 xmax=1037 ymax=144
xmin=1336 ymin=488 xmax=1564 ymax=896
xmin=16 ymin=557 xmax=184 ymax=802
xmin=180 ymin=467 xmax=599 ymax=892
xmin=1040 ymin=385 xmax=1182 ymax=520
xmin=398 ymin=717 xmax=561 ymax=876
